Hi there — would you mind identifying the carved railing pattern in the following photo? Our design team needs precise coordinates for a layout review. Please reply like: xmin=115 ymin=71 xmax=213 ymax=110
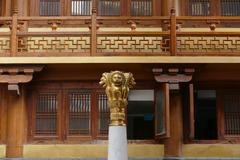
xmin=18 ymin=36 xmax=90 ymax=54
xmin=0 ymin=37 xmax=10 ymax=54
xmin=97 ymin=35 xmax=169 ymax=54
xmin=177 ymin=36 xmax=240 ymax=53
xmin=1 ymin=14 xmax=240 ymax=56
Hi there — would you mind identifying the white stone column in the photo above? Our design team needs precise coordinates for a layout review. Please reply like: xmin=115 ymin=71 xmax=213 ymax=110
xmin=100 ymin=71 xmax=135 ymax=160
xmin=108 ymin=126 xmax=128 ymax=160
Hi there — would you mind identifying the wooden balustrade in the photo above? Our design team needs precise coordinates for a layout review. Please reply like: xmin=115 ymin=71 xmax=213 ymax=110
xmin=1 ymin=13 xmax=240 ymax=56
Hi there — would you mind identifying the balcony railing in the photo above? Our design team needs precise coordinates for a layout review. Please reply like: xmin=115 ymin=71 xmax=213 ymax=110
xmin=1 ymin=10 xmax=240 ymax=57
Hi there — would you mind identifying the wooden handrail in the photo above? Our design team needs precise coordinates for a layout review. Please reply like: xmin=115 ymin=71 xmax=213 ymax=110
xmin=18 ymin=16 xmax=91 ymax=21
xmin=177 ymin=32 xmax=240 ymax=36
xmin=0 ymin=17 xmax=12 ymax=21
xmin=2 ymin=13 xmax=240 ymax=57
xmin=97 ymin=31 xmax=169 ymax=36
xmin=17 ymin=32 xmax=90 ymax=37
xmin=177 ymin=16 xmax=240 ymax=21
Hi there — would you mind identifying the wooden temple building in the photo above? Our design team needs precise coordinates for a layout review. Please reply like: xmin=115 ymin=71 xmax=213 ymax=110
xmin=0 ymin=0 xmax=240 ymax=159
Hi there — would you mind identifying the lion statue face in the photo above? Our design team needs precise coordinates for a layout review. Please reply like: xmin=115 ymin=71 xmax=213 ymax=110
xmin=111 ymin=72 xmax=124 ymax=87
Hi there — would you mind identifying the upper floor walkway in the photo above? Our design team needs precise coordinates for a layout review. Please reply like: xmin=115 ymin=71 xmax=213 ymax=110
xmin=1 ymin=9 xmax=240 ymax=57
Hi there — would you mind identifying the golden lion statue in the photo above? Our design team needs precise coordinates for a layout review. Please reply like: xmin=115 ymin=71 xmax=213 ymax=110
xmin=99 ymin=71 xmax=135 ymax=126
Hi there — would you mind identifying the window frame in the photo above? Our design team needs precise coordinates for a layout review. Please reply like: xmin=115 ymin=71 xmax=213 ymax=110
xmin=184 ymin=0 xmax=221 ymax=16
xmin=29 ymin=89 xmax=62 ymax=141
xmin=155 ymin=83 xmax=170 ymax=139
xmin=28 ymin=84 xmax=110 ymax=143
xmin=186 ymin=83 xmax=240 ymax=144
xmin=130 ymin=0 xmax=153 ymax=16
xmin=28 ymin=82 xmax=158 ymax=143
xmin=217 ymin=90 xmax=240 ymax=139
xmin=29 ymin=0 xmax=161 ymax=16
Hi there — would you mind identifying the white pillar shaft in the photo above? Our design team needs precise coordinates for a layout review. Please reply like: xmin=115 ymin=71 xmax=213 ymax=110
xmin=108 ymin=126 xmax=128 ymax=160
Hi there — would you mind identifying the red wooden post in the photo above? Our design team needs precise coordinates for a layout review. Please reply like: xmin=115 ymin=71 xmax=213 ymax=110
xmin=91 ymin=2 xmax=97 ymax=56
xmin=170 ymin=8 xmax=177 ymax=56
xmin=10 ymin=14 xmax=18 ymax=56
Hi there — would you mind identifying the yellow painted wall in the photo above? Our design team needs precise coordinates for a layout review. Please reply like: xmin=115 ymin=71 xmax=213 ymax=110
xmin=23 ymin=144 xmax=164 ymax=158
xmin=0 ymin=144 xmax=236 ymax=158
xmin=0 ymin=145 xmax=6 ymax=158
xmin=183 ymin=144 xmax=240 ymax=158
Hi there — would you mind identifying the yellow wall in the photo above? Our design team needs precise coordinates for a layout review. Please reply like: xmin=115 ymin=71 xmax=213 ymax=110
xmin=23 ymin=144 xmax=164 ymax=158
xmin=23 ymin=144 xmax=240 ymax=158
xmin=183 ymin=144 xmax=240 ymax=158
xmin=0 ymin=145 xmax=5 ymax=158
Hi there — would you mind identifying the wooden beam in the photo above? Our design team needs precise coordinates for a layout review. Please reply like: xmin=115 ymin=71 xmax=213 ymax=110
xmin=153 ymin=68 xmax=194 ymax=86
xmin=2 ymin=57 xmax=240 ymax=64
xmin=0 ymin=65 xmax=43 ymax=94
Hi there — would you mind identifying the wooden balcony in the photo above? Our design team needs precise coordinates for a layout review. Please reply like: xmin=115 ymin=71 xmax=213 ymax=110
xmin=1 ymin=10 xmax=240 ymax=57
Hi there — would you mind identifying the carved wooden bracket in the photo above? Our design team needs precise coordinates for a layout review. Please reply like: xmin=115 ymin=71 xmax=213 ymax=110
xmin=48 ymin=20 xmax=62 ymax=31
xmin=206 ymin=20 xmax=220 ymax=31
xmin=0 ymin=65 xmax=44 ymax=95
xmin=127 ymin=20 xmax=138 ymax=31
xmin=153 ymin=68 xmax=195 ymax=90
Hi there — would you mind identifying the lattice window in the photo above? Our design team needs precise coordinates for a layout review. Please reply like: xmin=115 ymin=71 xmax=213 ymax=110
xmin=98 ymin=93 xmax=109 ymax=135
xmin=71 ymin=0 xmax=92 ymax=16
xmin=40 ymin=0 xmax=60 ymax=16
xmin=224 ymin=94 xmax=240 ymax=136
xmin=98 ymin=0 xmax=120 ymax=16
xmin=189 ymin=0 xmax=210 ymax=16
xmin=68 ymin=91 xmax=91 ymax=135
xmin=131 ymin=0 xmax=152 ymax=16
xmin=35 ymin=93 xmax=58 ymax=136
xmin=221 ymin=0 xmax=240 ymax=16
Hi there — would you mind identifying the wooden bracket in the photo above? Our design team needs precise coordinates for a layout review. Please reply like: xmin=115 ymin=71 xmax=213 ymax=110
xmin=153 ymin=68 xmax=195 ymax=90
xmin=0 ymin=65 xmax=44 ymax=95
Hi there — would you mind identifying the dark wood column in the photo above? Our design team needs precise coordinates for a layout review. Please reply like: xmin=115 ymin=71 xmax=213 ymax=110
xmin=0 ymin=65 xmax=43 ymax=158
xmin=153 ymin=68 xmax=195 ymax=158
xmin=161 ymin=0 xmax=181 ymax=16
xmin=18 ymin=0 xmax=28 ymax=16
xmin=164 ymin=91 xmax=183 ymax=157
xmin=6 ymin=85 xmax=26 ymax=158
xmin=161 ymin=0 xmax=172 ymax=16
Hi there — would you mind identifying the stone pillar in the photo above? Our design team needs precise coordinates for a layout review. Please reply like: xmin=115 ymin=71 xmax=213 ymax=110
xmin=108 ymin=126 xmax=128 ymax=160
xmin=100 ymin=71 xmax=135 ymax=160
xmin=6 ymin=85 xmax=27 ymax=158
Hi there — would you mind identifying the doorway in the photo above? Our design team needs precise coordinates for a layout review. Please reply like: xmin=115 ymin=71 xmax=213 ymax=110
xmin=127 ymin=90 xmax=154 ymax=140
xmin=195 ymin=90 xmax=218 ymax=140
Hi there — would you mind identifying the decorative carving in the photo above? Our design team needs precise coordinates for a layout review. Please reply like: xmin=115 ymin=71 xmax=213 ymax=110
xmin=97 ymin=36 xmax=170 ymax=53
xmin=48 ymin=20 xmax=62 ymax=31
xmin=206 ymin=21 xmax=220 ymax=31
xmin=177 ymin=36 xmax=240 ymax=53
xmin=0 ymin=37 xmax=10 ymax=54
xmin=0 ymin=65 xmax=44 ymax=95
xmin=153 ymin=68 xmax=195 ymax=90
xmin=18 ymin=36 xmax=90 ymax=53
xmin=127 ymin=20 xmax=137 ymax=31
xmin=99 ymin=71 xmax=135 ymax=126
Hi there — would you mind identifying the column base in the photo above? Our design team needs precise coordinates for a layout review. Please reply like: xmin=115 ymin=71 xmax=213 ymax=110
xmin=6 ymin=145 xmax=23 ymax=158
